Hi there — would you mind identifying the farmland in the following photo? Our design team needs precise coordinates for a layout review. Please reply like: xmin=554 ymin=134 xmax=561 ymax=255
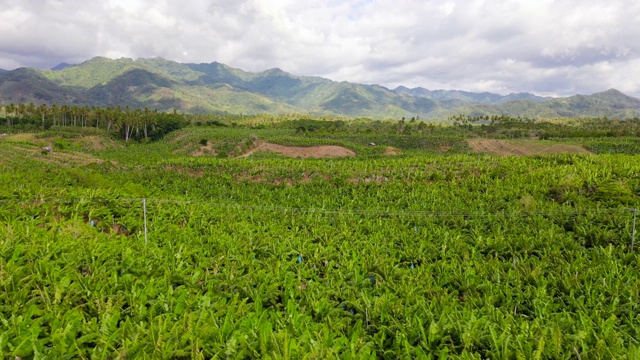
xmin=1 ymin=116 xmax=640 ymax=358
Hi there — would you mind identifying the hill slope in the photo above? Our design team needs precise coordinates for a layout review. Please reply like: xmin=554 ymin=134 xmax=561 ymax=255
xmin=0 ymin=68 xmax=86 ymax=105
xmin=0 ymin=57 xmax=638 ymax=119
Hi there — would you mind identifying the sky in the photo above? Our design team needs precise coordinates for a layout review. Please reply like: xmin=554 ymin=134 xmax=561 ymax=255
xmin=1 ymin=0 xmax=639 ymax=97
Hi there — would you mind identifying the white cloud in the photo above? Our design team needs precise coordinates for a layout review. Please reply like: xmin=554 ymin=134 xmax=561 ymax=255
xmin=0 ymin=0 xmax=639 ymax=97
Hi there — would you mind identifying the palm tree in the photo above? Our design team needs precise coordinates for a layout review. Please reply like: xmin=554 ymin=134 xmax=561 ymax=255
xmin=38 ymin=103 xmax=48 ymax=126
xmin=5 ymin=104 xmax=15 ymax=125
xmin=61 ymin=105 xmax=69 ymax=126
xmin=17 ymin=103 xmax=26 ymax=124
xmin=50 ymin=103 xmax=59 ymax=126
xmin=26 ymin=103 xmax=36 ymax=122
xmin=93 ymin=107 xmax=102 ymax=129
xmin=87 ymin=107 xmax=95 ymax=128
xmin=143 ymin=107 xmax=151 ymax=139
xmin=105 ymin=106 xmax=115 ymax=131
xmin=123 ymin=111 xmax=133 ymax=142
xmin=150 ymin=109 xmax=159 ymax=132
xmin=70 ymin=105 xmax=80 ymax=127
xmin=80 ymin=106 xmax=90 ymax=127
xmin=133 ymin=108 xmax=142 ymax=140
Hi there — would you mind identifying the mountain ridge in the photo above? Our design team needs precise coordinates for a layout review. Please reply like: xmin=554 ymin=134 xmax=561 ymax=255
xmin=0 ymin=56 xmax=638 ymax=119
xmin=392 ymin=86 xmax=552 ymax=104
xmin=51 ymin=63 xmax=75 ymax=71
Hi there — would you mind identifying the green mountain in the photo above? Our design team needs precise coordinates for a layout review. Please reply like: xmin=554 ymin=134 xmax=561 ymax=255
xmin=455 ymin=89 xmax=640 ymax=119
xmin=545 ymin=89 xmax=640 ymax=118
xmin=38 ymin=57 xmax=445 ymax=117
xmin=393 ymin=86 xmax=551 ymax=104
xmin=0 ymin=67 xmax=86 ymax=105
xmin=50 ymin=63 xmax=74 ymax=71
xmin=0 ymin=56 xmax=639 ymax=119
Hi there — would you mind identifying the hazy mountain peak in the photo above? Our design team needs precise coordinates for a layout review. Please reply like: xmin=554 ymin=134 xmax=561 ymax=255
xmin=599 ymin=88 xmax=624 ymax=96
xmin=261 ymin=67 xmax=288 ymax=76
xmin=51 ymin=63 xmax=75 ymax=71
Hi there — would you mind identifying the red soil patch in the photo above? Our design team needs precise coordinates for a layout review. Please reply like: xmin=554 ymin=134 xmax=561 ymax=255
xmin=240 ymin=141 xmax=356 ymax=158
xmin=192 ymin=143 xmax=217 ymax=156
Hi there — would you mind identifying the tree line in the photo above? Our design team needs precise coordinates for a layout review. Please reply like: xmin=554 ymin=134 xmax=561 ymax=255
xmin=1 ymin=103 xmax=188 ymax=142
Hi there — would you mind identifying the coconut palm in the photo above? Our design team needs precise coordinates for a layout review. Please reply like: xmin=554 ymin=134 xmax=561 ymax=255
xmin=38 ymin=103 xmax=48 ymax=126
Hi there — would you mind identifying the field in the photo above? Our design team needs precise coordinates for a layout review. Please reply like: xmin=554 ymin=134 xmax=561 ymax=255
xmin=466 ymin=139 xmax=592 ymax=156
xmin=1 ymin=117 xmax=640 ymax=358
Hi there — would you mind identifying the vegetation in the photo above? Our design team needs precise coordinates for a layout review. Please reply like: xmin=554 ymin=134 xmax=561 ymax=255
xmin=0 ymin=114 xmax=639 ymax=358
xmin=1 ymin=103 xmax=188 ymax=142
xmin=449 ymin=115 xmax=640 ymax=139
xmin=2 ymin=57 xmax=640 ymax=118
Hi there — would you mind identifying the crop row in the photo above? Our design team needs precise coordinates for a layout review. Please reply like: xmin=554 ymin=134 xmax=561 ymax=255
xmin=1 ymin=139 xmax=639 ymax=358
xmin=2 ymin=196 xmax=640 ymax=358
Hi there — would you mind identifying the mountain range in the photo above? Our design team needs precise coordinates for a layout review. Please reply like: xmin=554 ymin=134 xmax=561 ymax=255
xmin=0 ymin=56 xmax=639 ymax=119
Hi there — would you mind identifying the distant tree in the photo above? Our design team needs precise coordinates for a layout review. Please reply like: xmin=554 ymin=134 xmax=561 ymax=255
xmin=5 ymin=104 xmax=15 ymax=125
xmin=60 ymin=105 xmax=69 ymax=126
xmin=143 ymin=107 xmax=152 ymax=139
xmin=51 ymin=103 xmax=59 ymax=126
xmin=17 ymin=103 xmax=26 ymax=122
xmin=27 ymin=103 xmax=36 ymax=121
xmin=94 ymin=107 xmax=105 ymax=129
xmin=38 ymin=103 xmax=48 ymax=126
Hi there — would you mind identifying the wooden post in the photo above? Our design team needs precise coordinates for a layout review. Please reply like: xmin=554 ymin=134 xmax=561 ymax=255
xmin=143 ymin=198 xmax=148 ymax=246
xmin=632 ymin=208 xmax=637 ymax=251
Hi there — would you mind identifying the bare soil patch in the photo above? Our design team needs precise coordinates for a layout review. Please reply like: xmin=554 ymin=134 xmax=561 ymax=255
xmin=240 ymin=141 xmax=356 ymax=158
xmin=173 ymin=143 xmax=193 ymax=154
xmin=347 ymin=175 xmax=390 ymax=184
xmin=40 ymin=151 xmax=110 ymax=166
xmin=78 ymin=136 xmax=112 ymax=150
xmin=192 ymin=143 xmax=217 ymax=156
xmin=10 ymin=145 xmax=113 ymax=166
xmin=170 ymin=132 xmax=189 ymax=142
xmin=467 ymin=139 xmax=592 ymax=156
xmin=1 ymin=133 xmax=36 ymax=143
xmin=382 ymin=146 xmax=401 ymax=155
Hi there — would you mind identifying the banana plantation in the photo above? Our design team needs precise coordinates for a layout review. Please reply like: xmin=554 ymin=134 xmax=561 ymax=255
xmin=0 ymin=115 xmax=639 ymax=358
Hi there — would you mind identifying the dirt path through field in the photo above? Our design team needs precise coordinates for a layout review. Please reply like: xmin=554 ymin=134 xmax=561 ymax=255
xmin=467 ymin=139 xmax=592 ymax=156
xmin=240 ymin=141 xmax=356 ymax=158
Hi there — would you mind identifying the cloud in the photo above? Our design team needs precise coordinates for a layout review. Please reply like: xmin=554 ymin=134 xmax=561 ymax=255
xmin=0 ymin=0 xmax=639 ymax=97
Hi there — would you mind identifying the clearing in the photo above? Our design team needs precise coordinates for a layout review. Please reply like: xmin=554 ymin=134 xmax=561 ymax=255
xmin=240 ymin=141 xmax=356 ymax=158
xmin=382 ymin=146 xmax=401 ymax=155
xmin=6 ymin=145 xmax=112 ymax=167
xmin=467 ymin=139 xmax=592 ymax=156
xmin=192 ymin=143 xmax=217 ymax=156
